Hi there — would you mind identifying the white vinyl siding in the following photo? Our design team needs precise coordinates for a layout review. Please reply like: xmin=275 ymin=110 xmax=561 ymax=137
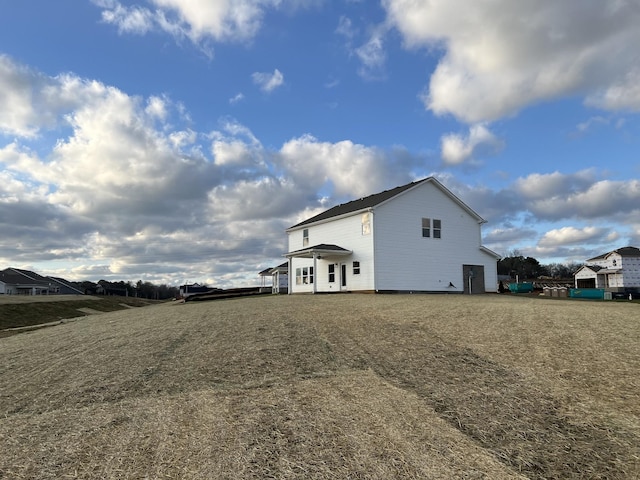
xmin=287 ymin=212 xmax=375 ymax=293
xmin=286 ymin=179 xmax=498 ymax=294
xmin=373 ymin=183 xmax=496 ymax=292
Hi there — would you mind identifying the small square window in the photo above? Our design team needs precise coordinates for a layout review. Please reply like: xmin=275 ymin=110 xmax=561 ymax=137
xmin=353 ymin=261 xmax=360 ymax=275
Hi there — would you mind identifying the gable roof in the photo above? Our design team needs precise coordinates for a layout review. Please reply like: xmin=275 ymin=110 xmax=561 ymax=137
xmin=48 ymin=276 xmax=85 ymax=294
xmin=0 ymin=268 xmax=49 ymax=286
xmin=587 ymin=246 xmax=640 ymax=261
xmin=575 ymin=265 xmax=604 ymax=275
xmin=287 ymin=177 xmax=485 ymax=231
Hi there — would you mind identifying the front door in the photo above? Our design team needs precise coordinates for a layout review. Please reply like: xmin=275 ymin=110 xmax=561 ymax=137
xmin=340 ymin=263 xmax=347 ymax=291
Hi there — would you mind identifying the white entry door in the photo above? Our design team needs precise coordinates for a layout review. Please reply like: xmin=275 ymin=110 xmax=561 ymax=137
xmin=340 ymin=263 xmax=348 ymax=291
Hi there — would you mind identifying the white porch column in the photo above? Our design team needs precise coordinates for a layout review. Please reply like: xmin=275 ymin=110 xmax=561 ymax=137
xmin=312 ymin=253 xmax=318 ymax=294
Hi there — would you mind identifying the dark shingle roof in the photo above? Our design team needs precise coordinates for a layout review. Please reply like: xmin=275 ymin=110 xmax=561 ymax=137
xmin=288 ymin=178 xmax=429 ymax=230
xmin=0 ymin=268 xmax=49 ymax=285
xmin=587 ymin=246 xmax=640 ymax=261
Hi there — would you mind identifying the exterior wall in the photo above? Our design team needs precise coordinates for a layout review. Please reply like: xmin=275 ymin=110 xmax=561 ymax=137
xmin=619 ymin=254 xmax=640 ymax=288
xmin=288 ymin=213 xmax=375 ymax=293
xmin=372 ymin=183 xmax=496 ymax=292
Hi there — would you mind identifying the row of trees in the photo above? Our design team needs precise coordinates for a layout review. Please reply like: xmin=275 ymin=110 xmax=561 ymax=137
xmin=497 ymin=251 xmax=584 ymax=280
xmin=75 ymin=279 xmax=181 ymax=300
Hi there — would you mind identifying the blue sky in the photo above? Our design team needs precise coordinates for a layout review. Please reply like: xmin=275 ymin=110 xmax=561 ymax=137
xmin=1 ymin=0 xmax=639 ymax=288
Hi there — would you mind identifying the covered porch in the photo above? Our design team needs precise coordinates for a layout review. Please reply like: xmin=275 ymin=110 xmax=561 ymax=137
xmin=284 ymin=244 xmax=352 ymax=294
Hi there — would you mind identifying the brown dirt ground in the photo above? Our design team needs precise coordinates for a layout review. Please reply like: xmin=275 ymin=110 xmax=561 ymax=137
xmin=0 ymin=294 xmax=638 ymax=479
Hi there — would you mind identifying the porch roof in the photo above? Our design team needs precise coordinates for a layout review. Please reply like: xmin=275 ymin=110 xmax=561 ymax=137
xmin=597 ymin=268 xmax=622 ymax=274
xmin=284 ymin=243 xmax=352 ymax=259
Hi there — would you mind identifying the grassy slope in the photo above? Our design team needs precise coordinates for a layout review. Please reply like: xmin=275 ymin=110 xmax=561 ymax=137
xmin=0 ymin=296 xmax=159 ymax=331
xmin=0 ymin=294 xmax=638 ymax=479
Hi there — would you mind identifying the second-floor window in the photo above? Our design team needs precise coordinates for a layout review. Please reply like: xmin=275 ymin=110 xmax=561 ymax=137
xmin=303 ymin=228 xmax=309 ymax=246
xmin=422 ymin=218 xmax=431 ymax=237
xmin=433 ymin=219 xmax=442 ymax=238
xmin=422 ymin=218 xmax=442 ymax=238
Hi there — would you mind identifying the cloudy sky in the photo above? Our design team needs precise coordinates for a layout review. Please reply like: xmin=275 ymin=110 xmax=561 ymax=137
xmin=1 ymin=0 xmax=639 ymax=288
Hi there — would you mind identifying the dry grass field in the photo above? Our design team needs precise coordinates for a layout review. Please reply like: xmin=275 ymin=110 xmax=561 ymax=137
xmin=0 ymin=295 xmax=159 ymax=333
xmin=0 ymin=294 xmax=638 ymax=479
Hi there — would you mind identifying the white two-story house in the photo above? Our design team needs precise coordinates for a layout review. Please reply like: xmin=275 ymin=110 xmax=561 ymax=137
xmin=284 ymin=177 xmax=500 ymax=294
xmin=574 ymin=246 xmax=640 ymax=292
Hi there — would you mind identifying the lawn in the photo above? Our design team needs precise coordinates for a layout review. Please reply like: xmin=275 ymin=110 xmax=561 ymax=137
xmin=0 ymin=294 xmax=638 ymax=479
xmin=0 ymin=295 xmax=160 ymax=333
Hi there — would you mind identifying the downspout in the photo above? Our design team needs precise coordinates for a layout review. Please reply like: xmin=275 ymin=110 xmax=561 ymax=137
xmin=288 ymin=257 xmax=293 ymax=295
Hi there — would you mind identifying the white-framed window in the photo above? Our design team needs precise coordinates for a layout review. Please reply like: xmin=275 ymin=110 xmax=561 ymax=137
xmin=422 ymin=218 xmax=431 ymax=237
xmin=303 ymin=228 xmax=309 ymax=246
xmin=422 ymin=218 xmax=441 ymax=238
xmin=353 ymin=261 xmax=360 ymax=275
xmin=328 ymin=264 xmax=335 ymax=283
xmin=296 ymin=266 xmax=314 ymax=284
xmin=433 ymin=219 xmax=442 ymax=238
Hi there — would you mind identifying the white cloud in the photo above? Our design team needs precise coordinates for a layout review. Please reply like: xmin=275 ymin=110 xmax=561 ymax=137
xmin=538 ymin=226 xmax=606 ymax=247
xmin=94 ymin=0 xmax=155 ymax=35
xmin=513 ymin=170 xmax=596 ymax=200
xmin=512 ymin=172 xmax=640 ymax=221
xmin=335 ymin=15 xmax=356 ymax=39
xmin=278 ymin=134 xmax=414 ymax=199
xmin=440 ymin=124 xmax=504 ymax=165
xmin=383 ymin=0 xmax=640 ymax=122
xmin=229 ymin=92 xmax=245 ymax=104
xmin=0 ymin=55 xmax=74 ymax=137
xmin=586 ymin=68 xmax=640 ymax=111
xmin=145 ymin=95 xmax=169 ymax=120
xmin=94 ymin=0 xmax=317 ymax=52
xmin=355 ymin=27 xmax=387 ymax=80
xmin=152 ymin=0 xmax=265 ymax=42
xmin=252 ymin=68 xmax=284 ymax=93
xmin=94 ymin=0 xmax=263 ymax=43
xmin=576 ymin=116 xmax=610 ymax=134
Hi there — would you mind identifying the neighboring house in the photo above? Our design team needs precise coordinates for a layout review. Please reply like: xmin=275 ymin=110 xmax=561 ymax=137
xmin=179 ymin=283 xmax=212 ymax=298
xmin=259 ymin=262 xmax=289 ymax=294
xmin=0 ymin=268 xmax=50 ymax=295
xmin=574 ymin=246 xmax=640 ymax=292
xmin=284 ymin=177 xmax=500 ymax=294
xmin=0 ymin=268 xmax=83 ymax=295
xmin=48 ymin=276 xmax=85 ymax=295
